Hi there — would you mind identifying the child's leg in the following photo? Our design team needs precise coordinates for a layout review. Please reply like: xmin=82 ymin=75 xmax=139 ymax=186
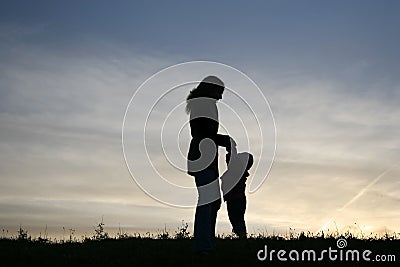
xmin=227 ymin=198 xmax=247 ymax=238
xmin=236 ymin=198 xmax=247 ymax=238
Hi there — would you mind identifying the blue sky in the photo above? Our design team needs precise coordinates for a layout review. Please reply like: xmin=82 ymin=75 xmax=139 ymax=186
xmin=0 ymin=0 xmax=399 ymax=237
xmin=3 ymin=1 xmax=399 ymax=64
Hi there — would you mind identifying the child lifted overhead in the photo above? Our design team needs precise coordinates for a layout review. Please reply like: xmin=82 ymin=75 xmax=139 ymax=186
xmin=220 ymin=147 xmax=254 ymax=238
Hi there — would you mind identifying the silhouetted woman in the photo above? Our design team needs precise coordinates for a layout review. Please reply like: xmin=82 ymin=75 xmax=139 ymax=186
xmin=186 ymin=76 xmax=235 ymax=254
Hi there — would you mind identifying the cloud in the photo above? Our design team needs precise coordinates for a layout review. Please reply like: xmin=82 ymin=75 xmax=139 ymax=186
xmin=0 ymin=32 xmax=171 ymax=205
xmin=251 ymin=70 xmax=400 ymax=166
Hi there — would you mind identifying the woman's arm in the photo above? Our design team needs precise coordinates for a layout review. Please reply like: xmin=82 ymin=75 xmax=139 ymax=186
xmin=215 ymin=134 xmax=230 ymax=148
xmin=216 ymin=134 xmax=236 ymax=149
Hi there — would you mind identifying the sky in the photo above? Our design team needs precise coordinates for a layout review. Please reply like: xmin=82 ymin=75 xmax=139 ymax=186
xmin=0 ymin=0 xmax=399 ymax=238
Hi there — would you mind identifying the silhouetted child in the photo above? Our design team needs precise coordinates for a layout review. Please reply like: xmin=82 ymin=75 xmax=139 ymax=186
xmin=221 ymin=149 xmax=254 ymax=238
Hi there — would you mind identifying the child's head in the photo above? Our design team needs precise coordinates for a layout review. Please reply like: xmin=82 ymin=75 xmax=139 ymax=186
xmin=237 ymin=152 xmax=254 ymax=171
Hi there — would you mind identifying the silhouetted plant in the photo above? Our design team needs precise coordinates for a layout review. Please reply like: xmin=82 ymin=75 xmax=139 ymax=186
xmin=37 ymin=225 xmax=50 ymax=243
xmin=1 ymin=229 xmax=8 ymax=239
xmin=17 ymin=226 xmax=30 ymax=241
xmin=2 ymin=221 xmax=399 ymax=244
xmin=157 ymin=224 xmax=170 ymax=239
xmin=68 ymin=228 xmax=76 ymax=243
xmin=37 ymin=235 xmax=50 ymax=243
xmin=93 ymin=217 xmax=109 ymax=240
xmin=116 ymin=223 xmax=131 ymax=239
xmin=174 ymin=220 xmax=190 ymax=239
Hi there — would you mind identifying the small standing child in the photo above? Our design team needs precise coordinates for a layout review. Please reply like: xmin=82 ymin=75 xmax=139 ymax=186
xmin=220 ymin=149 xmax=254 ymax=238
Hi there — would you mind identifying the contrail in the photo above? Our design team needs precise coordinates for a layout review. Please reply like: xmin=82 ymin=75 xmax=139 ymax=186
xmin=337 ymin=164 xmax=397 ymax=211
xmin=319 ymin=162 xmax=399 ymax=232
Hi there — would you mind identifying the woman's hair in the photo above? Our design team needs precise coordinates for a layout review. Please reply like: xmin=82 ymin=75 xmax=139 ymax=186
xmin=186 ymin=76 xmax=225 ymax=114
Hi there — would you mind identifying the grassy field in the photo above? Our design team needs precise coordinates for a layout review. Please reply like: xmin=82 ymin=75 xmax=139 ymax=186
xmin=1 ymin=227 xmax=399 ymax=267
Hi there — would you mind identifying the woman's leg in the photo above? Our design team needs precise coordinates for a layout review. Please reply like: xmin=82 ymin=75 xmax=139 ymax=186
xmin=193 ymin=169 xmax=220 ymax=253
xmin=194 ymin=202 xmax=212 ymax=252
xmin=210 ymin=198 xmax=221 ymax=240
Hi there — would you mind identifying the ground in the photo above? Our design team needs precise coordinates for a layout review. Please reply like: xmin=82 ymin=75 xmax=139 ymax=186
xmin=0 ymin=235 xmax=398 ymax=267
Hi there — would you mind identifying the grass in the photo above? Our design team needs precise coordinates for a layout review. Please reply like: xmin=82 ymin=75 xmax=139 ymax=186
xmin=1 ymin=223 xmax=398 ymax=267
